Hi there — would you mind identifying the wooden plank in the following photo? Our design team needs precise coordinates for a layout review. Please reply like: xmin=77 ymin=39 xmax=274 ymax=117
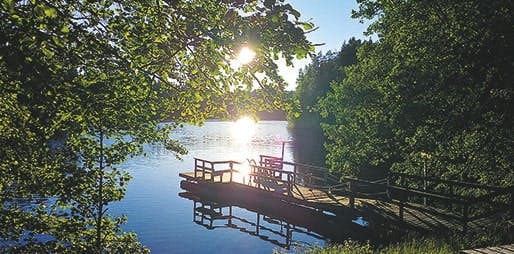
xmin=461 ymin=244 xmax=514 ymax=254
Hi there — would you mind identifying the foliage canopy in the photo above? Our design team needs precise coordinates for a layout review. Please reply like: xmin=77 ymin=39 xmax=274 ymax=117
xmin=319 ymin=0 xmax=513 ymax=185
xmin=0 ymin=0 xmax=313 ymax=252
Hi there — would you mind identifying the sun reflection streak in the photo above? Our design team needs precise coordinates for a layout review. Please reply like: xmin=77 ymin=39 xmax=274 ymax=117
xmin=230 ymin=116 xmax=256 ymax=143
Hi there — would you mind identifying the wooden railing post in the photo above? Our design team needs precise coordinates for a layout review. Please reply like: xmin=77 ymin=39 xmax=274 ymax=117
xmin=399 ymin=189 xmax=405 ymax=221
xmin=293 ymin=165 xmax=297 ymax=184
xmin=229 ymin=161 xmax=233 ymax=183
xmin=202 ymin=160 xmax=206 ymax=180
xmin=423 ymin=174 xmax=427 ymax=206
xmin=256 ymin=213 xmax=260 ymax=235
xmin=462 ymin=203 xmax=469 ymax=233
xmin=399 ymin=174 xmax=406 ymax=220
xmin=349 ymin=181 xmax=355 ymax=209
xmin=386 ymin=173 xmax=392 ymax=200
xmin=287 ymin=174 xmax=292 ymax=197
xmin=510 ymin=186 xmax=514 ymax=217
xmin=228 ymin=206 xmax=232 ymax=225
xmin=194 ymin=158 xmax=198 ymax=178
xmin=209 ymin=162 xmax=214 ymax=183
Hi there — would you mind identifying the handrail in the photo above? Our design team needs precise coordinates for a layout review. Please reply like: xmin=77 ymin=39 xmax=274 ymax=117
xmin=344 ymin=175 xmax=514 ymax=233
xmin=193 ymin=158 xmax=242 ymax=165
xmin=194 ymin=158 xmax=242 ymax=183
xmin=391 ymin=172 xmax=507 ymax=192
xmin=344 ymin=177 xmax=469 ymax=204
xmin=250 ymin=164 xmax=295 ymax=176
xmin=469 ymin=185 xmax=514 ymax=203
xmin=282 ymin=160 xmax=329 ymax=172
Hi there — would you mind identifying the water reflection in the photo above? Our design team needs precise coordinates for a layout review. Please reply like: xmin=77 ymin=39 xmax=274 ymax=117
xmin=189 ymin=199 xmax=313 ymax=249
xmin=111 ymin=121 xmax=365 ymax=253
xmin=178 ymin=189 xmax=373 ymax=251
xmin=291 ymin=127 xmax=326 ymax=166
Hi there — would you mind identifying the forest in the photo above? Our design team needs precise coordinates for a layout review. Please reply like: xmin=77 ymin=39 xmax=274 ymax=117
xmin=292 ymin=0 xmax=513 ymax=188
xmin=290 ymin=1 xmax=513 ymax=250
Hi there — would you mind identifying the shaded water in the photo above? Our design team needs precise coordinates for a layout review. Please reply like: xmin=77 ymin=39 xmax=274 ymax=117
xmin=109 ymin=121 xmax=361 ymax=253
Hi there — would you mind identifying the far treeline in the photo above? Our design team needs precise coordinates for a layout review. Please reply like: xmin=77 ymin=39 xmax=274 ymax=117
xmin=290 ymin=0 xmax=513 ymax=188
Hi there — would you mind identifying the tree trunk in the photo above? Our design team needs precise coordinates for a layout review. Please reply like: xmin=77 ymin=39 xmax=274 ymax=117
xmin=96 ymin=128 xmax=104 ymax=253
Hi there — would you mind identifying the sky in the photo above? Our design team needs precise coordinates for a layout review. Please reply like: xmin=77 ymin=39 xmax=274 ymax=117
xmin=278 ymin=0 xmax=374 ymax=90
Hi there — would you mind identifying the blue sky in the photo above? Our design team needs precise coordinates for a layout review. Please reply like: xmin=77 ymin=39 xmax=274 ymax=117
xmin=278 ymin=0 xmax=374 ymax=90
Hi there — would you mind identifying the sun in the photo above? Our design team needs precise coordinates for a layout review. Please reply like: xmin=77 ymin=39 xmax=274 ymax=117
xmin=230 ymin=116 xmax=257 ymax=143
xmin=236 ymin=46 xmax=256 ymax=65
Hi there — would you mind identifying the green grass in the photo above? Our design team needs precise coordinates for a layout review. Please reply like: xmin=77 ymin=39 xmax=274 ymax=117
xmin=275 ymin=238 xmax=456 ymax=254
xmin=379 ymin=238 xmax=455 ymax=254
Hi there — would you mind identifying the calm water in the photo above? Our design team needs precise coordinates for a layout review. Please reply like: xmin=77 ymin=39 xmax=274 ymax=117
xmin=109 ymin=121 xmax=335 ymax=253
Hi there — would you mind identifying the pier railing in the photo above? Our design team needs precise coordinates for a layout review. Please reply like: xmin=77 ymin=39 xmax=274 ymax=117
xmin=194 ymin=158 xmax=241 ymax=183
xmin=258 ymin=156 xmax=344 ymax=192
xmin=192 ymin=157 xmax=346 ymax=198
xmin=344 ymin=173 xmax=514 ymax=233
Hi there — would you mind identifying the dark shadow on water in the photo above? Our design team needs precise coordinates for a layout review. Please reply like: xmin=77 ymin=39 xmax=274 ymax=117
xmin=290 ymin=127 xmax=327 ymax=167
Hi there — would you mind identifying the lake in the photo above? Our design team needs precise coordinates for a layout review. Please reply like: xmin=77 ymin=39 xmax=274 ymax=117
xmin=109 ymin=121 xmax=349 ymax=253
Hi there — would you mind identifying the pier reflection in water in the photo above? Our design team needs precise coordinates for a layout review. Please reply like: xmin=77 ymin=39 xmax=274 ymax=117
xmin=178 ymin=190 xmax=373 ymax=251
xmin=190 ymin=199 xmax=319 ymax=249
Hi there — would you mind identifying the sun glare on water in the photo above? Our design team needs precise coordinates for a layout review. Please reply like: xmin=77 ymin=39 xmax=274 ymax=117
xmin=231 ymin=116 xmax=256 ymax=143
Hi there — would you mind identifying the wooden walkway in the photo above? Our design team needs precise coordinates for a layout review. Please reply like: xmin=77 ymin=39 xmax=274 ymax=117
xmin=179 ymin=156 xmax=514 ymax=235
xmin=462 ymin=244 xmax=514 ymax=254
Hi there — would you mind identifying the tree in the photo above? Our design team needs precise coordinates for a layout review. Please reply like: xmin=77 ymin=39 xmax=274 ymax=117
xmin=290 ymin=38 xmax=362 ymax=165
xmin=319 ymin=0 xmax=513 ymax=185
xmin=0 ymin=0 xmax=313 ymax=252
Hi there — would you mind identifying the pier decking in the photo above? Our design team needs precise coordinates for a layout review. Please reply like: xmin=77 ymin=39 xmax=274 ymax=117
xmin=180 ymin=170 xmax=356 ymax=209
xmin=462 ymin=244 xmax=514 ymax=254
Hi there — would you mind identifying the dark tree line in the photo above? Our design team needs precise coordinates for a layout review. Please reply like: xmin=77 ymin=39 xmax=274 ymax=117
xmin=290 ymin=38 xmax=363 ymax=165
xmin=312 ymin=0 xmax=513 ymax=187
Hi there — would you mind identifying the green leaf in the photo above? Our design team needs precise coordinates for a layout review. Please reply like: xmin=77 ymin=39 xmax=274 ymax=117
xmin=41 ymin=46 xmax=54 ymax=58
xmin=44 ymin=7 xmax=57 ymax=18
xmin=60 ymin=25 xmax=70 ymax=33
xmin=300 ymin=22 xmax=314 ymax=30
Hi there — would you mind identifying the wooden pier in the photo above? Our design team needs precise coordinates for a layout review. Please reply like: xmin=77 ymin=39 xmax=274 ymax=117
xmin=179 ymin=155 xmax=514 ymax=236
xmin=179 ymin=156 xmax=362 ymax=215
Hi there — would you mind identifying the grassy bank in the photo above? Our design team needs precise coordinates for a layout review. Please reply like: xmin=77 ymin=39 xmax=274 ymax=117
xmin=275 ymin=237 xmax=457 ymax=254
